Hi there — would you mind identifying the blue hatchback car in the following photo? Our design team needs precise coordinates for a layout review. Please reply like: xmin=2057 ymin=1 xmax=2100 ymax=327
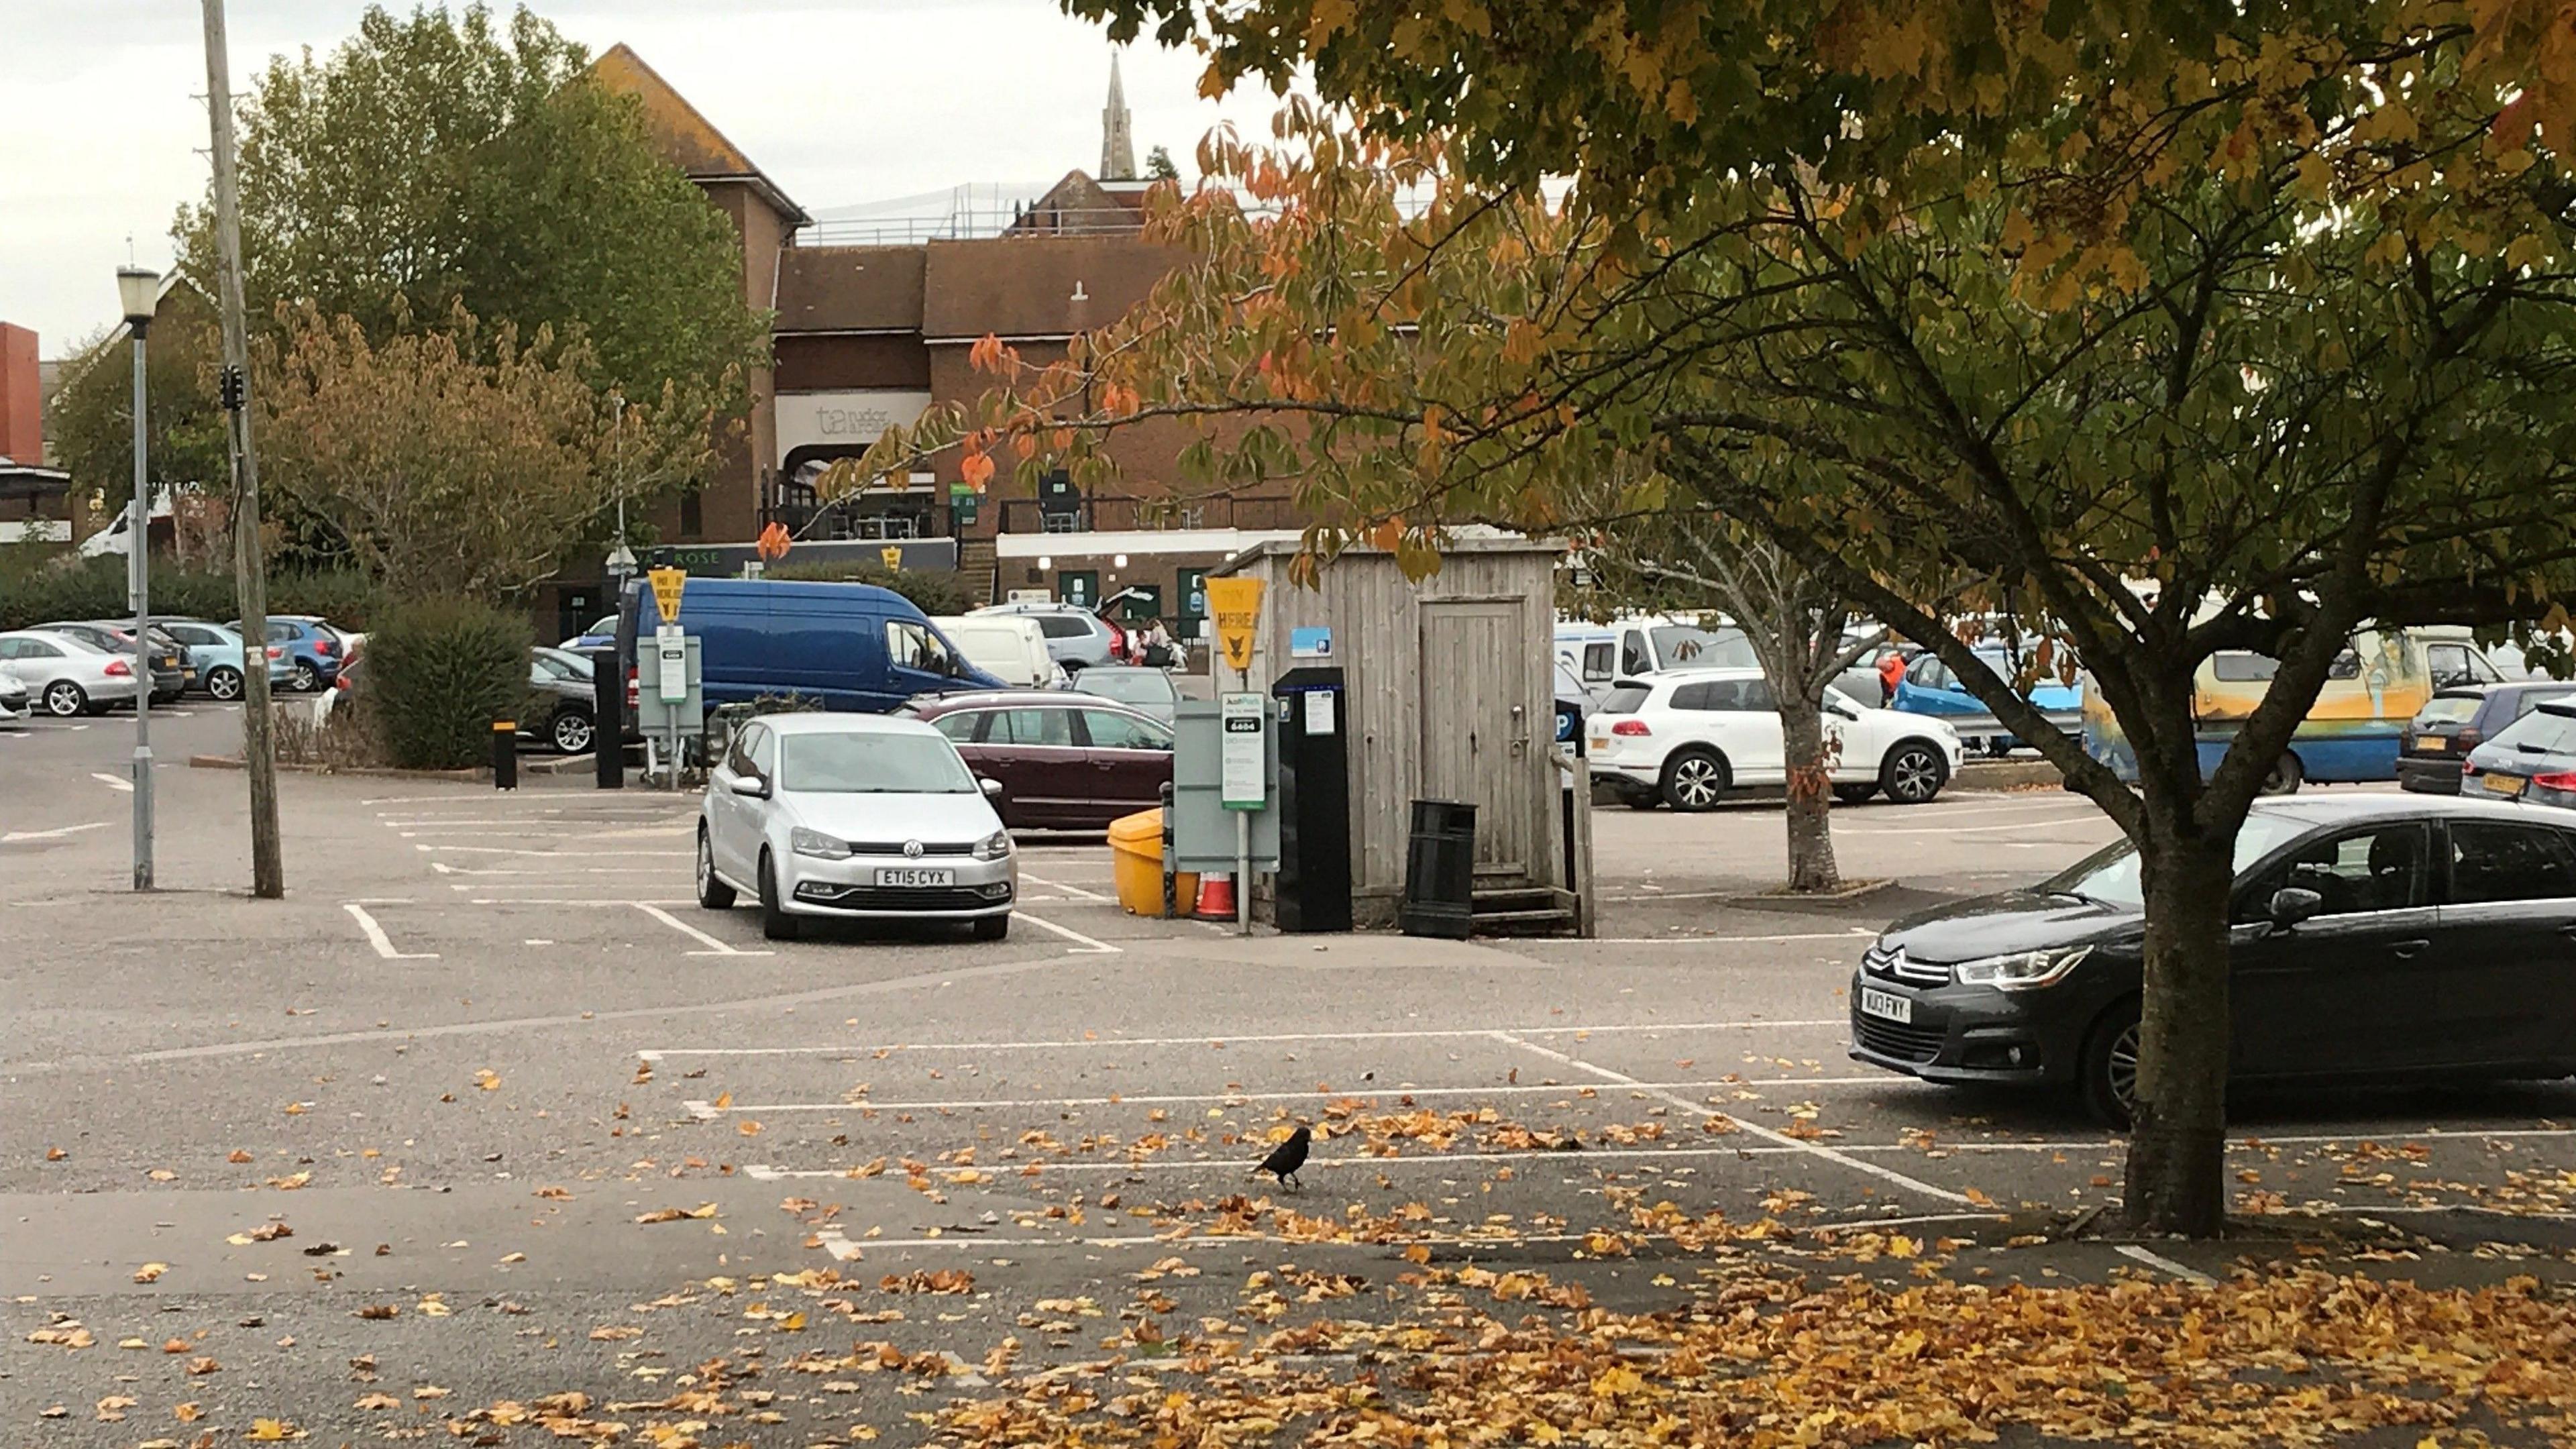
xmin=155 ymin=619 xmax=292 ymax=700
xmin=1892 ymin=645 xmax=2085 ymax=755
xmin=232 ymin=615 xmax=352 ymax=693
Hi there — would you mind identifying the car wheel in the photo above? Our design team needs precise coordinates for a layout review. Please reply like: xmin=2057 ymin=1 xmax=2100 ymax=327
xmin=973 ymin=914 xmax=1010 ymax=942
xmin=1880 ymin=741 xmax=1949 ymax=804
xmin=290 ymin=662 xmax=319 ymax=693
xmin=205 ymin=666 xmax=244 ymax=701
xmin=696 ymin=827 xmax=736 ymax=910
xmin=2080 ymin=1004 xmax=2142 ymax=1128
xmin=1833 ymin=784 xmax=1878 ymax=806
xmin=758 ymin=850 xmax=798 ymax=941
xmin=1659 ymin=748 xmax=1729 ymax=811
xmin=551 ymin=707 xmax=596 ymax=755
xmin=41 ymin=680 xmax=86 ymax=717
xmin=2260 ymin=752 xmax=2304 ymax=796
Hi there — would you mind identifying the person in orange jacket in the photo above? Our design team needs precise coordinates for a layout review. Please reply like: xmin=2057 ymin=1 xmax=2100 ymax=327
xmin=1876 ymin=648 xmax=1907 ymax=706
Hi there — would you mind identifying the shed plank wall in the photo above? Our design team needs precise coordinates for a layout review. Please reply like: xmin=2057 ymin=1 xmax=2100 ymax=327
xmin=1226 ymin=547 xmax=1558 ymax=898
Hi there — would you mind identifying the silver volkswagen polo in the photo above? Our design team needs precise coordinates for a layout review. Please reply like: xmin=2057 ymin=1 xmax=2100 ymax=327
xmin=696 ymin=712 xmax=1018 ymax=942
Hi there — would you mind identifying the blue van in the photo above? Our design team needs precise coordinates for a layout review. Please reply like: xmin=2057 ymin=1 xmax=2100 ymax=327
xmin=618 ymin=578 xmax=1005 ymax=714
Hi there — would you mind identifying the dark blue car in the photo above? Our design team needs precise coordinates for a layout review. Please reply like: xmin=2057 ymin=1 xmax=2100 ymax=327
xmin=1892 ymin=645 xmax=2084 ymax=755
xmin=619 ymin=578 xmax=1004 ymax=714
xmin=232 ymin=615 xmax=351 ymax=693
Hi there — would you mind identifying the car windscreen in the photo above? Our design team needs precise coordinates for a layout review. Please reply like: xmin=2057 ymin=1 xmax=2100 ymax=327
xmin=2041 ymin=813 xmax=2313 ymax=910
xmin=1081 ymin=670 xmax=1175 ymax=704
xmin=2490 ymin=706 xmax=2576 ymax=755
xmin=2414 ymin=693 xmax=2485 ymax=725
xmin=1599 ymin=684 xmax=1653 ymax=714
xmin=779 ymin=732 xmax=979 ymax=794
xmin=1652 ymin=626 xmax=1757 ymax=670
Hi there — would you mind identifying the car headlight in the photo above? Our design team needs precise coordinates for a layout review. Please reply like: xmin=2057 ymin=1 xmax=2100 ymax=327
xmin=790 ymin=826 xmax=851 ymax=860
xmin=1950 ymin=945 xmax=2091 ymax=990
xmin=971 ymin=828 xmax=1013 ymax=861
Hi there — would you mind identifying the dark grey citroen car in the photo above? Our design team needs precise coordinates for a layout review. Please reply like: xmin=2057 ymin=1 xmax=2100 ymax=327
xmin=1850 ymin=794 xmax=2576 ymax=1123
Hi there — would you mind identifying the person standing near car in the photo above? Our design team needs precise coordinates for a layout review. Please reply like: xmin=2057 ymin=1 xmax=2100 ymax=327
xmin=1139 ymin=617 xmax=1174 ymax=667
xmin=1877 ymin=647 xmax=1907 ymax=706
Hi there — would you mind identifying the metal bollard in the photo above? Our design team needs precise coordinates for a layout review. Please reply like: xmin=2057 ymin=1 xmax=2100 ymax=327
xmin=492 ymin=719 xmax=517 ymax=790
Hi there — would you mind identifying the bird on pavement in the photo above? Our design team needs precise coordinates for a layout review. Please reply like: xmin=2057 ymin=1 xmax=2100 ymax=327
xmin=1253 ymin=1125 xmax=1311 ymax=1192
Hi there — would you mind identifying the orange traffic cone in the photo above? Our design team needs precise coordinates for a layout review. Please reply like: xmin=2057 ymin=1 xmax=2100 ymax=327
xmin=1191 ymin=872 xmax=1237 ymax=922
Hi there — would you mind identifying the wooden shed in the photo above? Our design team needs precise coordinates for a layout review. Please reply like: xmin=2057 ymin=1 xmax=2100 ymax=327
xmin=1210 ymin=537 xmax=1591 ymax=934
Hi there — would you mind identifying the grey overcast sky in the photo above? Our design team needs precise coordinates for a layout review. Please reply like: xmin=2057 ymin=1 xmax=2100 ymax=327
xmin=1 ymin=0 xmax=1297 ymax=356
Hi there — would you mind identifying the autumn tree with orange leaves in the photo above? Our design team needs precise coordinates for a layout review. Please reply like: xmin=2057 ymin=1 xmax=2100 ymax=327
xmin=846 ymin=0 xmax=2576 ymax=1238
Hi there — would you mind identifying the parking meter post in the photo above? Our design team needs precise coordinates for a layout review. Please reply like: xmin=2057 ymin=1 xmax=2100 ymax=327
xmin=590 ymin=646 xmax=621 ymax=789
xmin=492 ymin=720 xmax=517 ymax=791
xmin=1160 ymin=781 xmax=1177 ymax=919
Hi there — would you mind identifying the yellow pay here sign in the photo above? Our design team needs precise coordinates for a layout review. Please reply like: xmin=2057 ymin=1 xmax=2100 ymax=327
xmin=1205 ymin=577 xmax=1264 ymax=674
xmin=648 ymin=566 xmax=688 ymax=625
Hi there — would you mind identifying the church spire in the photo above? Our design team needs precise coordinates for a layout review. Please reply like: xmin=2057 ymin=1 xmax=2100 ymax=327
xmin=1099 ymin=50 xmax=1136 ymax=181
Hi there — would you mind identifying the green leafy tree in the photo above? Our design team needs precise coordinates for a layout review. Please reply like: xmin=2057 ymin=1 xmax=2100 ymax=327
xmin=45 ymin=285 xmax=231 ymax=517
xmin=873 ymin=25 xmax=2576 ymax=1232
xmin=177 ymin=2 xmax=764 ymax=428
xmin=256 ymin=302 xmax=705 ymax=598
xmin=1146 ymin=144 xmax=1181 ymax=181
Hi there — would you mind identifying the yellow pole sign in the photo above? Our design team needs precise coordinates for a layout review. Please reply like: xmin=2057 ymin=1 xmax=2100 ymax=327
xmin=648 ymin=566 xmax=688 ymax=625
xmin=880 ymin=545 xmax=904 ymax=572
xmin=1205 ymin=576 xmax=1264 ymax=676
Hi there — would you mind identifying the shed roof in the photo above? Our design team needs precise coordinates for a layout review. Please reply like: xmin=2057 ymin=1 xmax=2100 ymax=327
xmin=1210 ymin=533 xmax=1564 ymax=577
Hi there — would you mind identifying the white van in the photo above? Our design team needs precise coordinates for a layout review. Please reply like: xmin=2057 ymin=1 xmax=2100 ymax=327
xmin=1554 ymin=614 xmax=1759 ymax=707
xmin=932 ymin=614 xmax=1067 ymax=690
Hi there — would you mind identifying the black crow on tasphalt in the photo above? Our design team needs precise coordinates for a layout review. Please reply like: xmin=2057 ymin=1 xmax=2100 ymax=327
xmin=1252 ymin=1125 xmax=1311 ymax=1191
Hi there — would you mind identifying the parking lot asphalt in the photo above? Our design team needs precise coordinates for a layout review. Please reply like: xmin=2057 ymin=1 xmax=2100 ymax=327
xmin=4 ymin=705 xmax=2573 ymax=1443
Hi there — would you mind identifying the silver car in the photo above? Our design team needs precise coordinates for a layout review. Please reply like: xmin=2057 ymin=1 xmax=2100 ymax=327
xmin=0 ymin=666 xmax=28 ymax=725
xmin=968 ymin=601 xmax=1122 ymax=670
xmin=696 ymin=712 xmax=1018 ymax=942
xmin=0 ymin=629 xmax=146 ymax=716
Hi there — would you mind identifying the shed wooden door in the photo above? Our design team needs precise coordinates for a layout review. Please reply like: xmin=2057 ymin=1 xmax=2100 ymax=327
xmin=1419 ymin=600 xmax=1536 ymax=874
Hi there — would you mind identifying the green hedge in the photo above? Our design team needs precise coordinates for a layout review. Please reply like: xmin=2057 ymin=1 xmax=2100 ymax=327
xmin=0 ymin=554 xmax=383 ymax=633
xmin=362 ymin=596 xmax=533 ymax=770
xmin=761 ymin=561 xmax=975 ymax=616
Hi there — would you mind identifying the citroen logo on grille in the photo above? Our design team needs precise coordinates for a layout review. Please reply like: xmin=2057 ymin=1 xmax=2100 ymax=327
xmin=902 ymin=840 xmax=924 ymax=859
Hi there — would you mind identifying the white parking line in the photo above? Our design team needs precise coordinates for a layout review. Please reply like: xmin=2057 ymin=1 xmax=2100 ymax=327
xmin=91 ymin=771 xmax=133 ymax=793
xmin=1582 ymin=930 xmax=1876 ymax=943
xmin=631 ymin=902 xmax=772 ymax=957
xmin=1016 ymin=912 xmax=1122 ymax=954
xmin=1843 ymin=818 xmax=2120 ymax=838
xmin=1 ymin=821 xmax=111 ymax=843
xmin=468 ymin=898 xmax=695 ymax=906
xmin=633 ymin=1019 xmax=1849 ymax=1060
xmin=341 ymin=904 xmax=438 ymax=960
xmin=703 ymin=1075 xmax=1899 ymax=1114
xmin=1019 ymin=871 xmax=1110 ymax=903
xmin=1493 ymin=1030 xmax=1973 ymax=1204
xmin=741 ymin=1142 xmax=1830 ymax=1179
xmin=431 ymin=861 xmax=674 ymax=876
xmin=2114 ymin=1244 xmax=2218 ymax=1285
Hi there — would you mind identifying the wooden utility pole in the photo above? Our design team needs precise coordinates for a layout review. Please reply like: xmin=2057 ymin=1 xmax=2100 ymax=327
xmin=201 ymin=0 xmax=284 ymax=898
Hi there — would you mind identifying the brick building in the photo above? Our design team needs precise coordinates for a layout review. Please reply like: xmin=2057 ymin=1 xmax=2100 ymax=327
xmin=0 ymin=321 xmax=72 ymax=543
xmin=575 ymin=46 xmax=1300 ymax=647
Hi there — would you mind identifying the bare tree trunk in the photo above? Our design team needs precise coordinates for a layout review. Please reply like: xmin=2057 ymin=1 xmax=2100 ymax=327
xmin=2123 ymin=798 xmax=2236 ymax=1235
xmin=1778 ymin=691 xmax=1841 ymax=893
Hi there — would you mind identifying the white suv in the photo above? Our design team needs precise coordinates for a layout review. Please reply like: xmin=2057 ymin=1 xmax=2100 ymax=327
xmin=1587 ymin=667 xmax=1963 ymax=810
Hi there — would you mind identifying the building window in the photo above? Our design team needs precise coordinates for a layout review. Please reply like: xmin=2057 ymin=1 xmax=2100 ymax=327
xmin=680 ymin=492 xmax=702 ymax=539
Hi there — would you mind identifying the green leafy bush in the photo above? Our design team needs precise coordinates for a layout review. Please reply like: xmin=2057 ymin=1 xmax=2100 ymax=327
xmin=362 ymin=596 xmax=532 ymax=769
xmin=761 ymin=561 xmax=975 ymax=616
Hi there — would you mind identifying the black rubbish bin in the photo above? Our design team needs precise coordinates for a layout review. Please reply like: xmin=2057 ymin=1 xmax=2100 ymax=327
xmin=1400 ymin=798 xmax=1477 ymax=939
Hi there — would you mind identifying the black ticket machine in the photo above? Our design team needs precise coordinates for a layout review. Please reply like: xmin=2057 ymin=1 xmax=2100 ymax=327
xmin=1270 ymin=665 xmax=1352 ymax=932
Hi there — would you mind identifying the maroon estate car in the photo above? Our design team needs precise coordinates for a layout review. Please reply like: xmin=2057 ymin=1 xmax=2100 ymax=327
xmin=900 ymin=690 xmax=1173 ymax=830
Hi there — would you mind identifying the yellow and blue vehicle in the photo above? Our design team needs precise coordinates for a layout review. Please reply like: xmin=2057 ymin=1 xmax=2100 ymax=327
xmin=2082 ymin=627 xmax=2507 ymax=792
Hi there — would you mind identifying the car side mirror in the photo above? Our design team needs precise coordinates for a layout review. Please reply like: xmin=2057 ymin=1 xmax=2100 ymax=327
xmin=730 ymin=774 xmax=769 ymax=799
xmin=2268 ymin=887 xmax=2322 ymax=928
xmin=979 ymin=777 xmax=1004 ymax=798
